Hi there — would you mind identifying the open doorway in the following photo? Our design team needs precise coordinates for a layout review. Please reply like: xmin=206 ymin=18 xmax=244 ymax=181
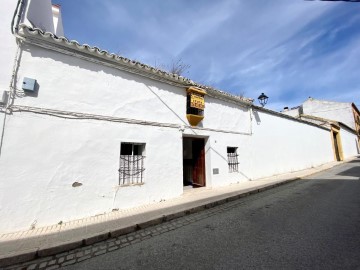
xmin=183 ymin=137 xmax=206 ymax=188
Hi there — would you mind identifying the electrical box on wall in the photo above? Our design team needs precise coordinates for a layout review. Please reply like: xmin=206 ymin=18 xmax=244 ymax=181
xmin=22 ymin=77 xmax=37 ymax=92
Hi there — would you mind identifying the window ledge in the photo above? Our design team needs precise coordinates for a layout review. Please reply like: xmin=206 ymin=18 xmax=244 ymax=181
xmin=118 ymin=183 xmax=145 ymax=188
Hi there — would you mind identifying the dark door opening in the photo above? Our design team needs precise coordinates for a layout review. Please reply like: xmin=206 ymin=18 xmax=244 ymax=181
xmin=333 ymin=132 xmax=341 ymax=161
xmin=183 ymin=137 xmax=206 ymax=188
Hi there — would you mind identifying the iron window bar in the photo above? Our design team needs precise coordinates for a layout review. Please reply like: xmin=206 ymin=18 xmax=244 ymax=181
xmin=119 ymin=155 xmax=146 ymax=185
xmin=227 ymin=152 xmax=239 ymax=173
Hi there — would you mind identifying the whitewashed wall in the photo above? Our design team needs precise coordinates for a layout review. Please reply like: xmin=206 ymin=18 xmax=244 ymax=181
xmin=340 ymin=127 xmax=360 ymax=158
xmin=0 ymin=41 xmax=254 ymax=232
xmin=281 ymin=108 xmax=300 ymax=118
xmin=242 ymin=110 xmax=334 ymax=180
xmin=17 ymin=44 xmax=186 ymax=126
xmin=182 ymin=108 xmax=337 ymax=187
xmin=303 ymin=99 xmax=355 ymax=130
xmin=0 ymin=112 xmax=183 ymax=233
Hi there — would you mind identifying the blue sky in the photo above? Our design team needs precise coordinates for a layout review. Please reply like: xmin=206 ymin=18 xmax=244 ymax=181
xmin=54 ymin=0 xmax=360 ymax=111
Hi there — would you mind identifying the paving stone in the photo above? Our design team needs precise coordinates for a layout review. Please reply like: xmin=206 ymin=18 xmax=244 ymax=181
xmin=26 ymin=264 xmax=37 ymax=270
xmin=131 ymin=239 xmax=140 ymax=244
xmin=120 ymin=238 xmax=128 ymax=243
xmin=77 ymin=255 xmax=91 ymax=262
xmin=66 ymin=254 xmax=75 ymax=261
xmin=45 ymin=265 xmax=59 ymax=270
xmin=108 ymin=246 xmax=119 ymax=252
xmin=120 ymin=243 xmax=130 ymax=248
xmin=115 ymin=239 xmax=122 ymax=245
xmin=107 ymin=238 xmax=117 ymax=243
xmin=99 ymin=244 xmax=107 ymax=250
xmin=141 ymin=235 xmax=151 ymax=240
xmin=57 ymin=257 xmax=65 ymax=264
xmin=61 ymin=259 xmax=76 ymax=267
xmin=39 ymin=261 xmax=48 ymax=269
xmin=94 ymin=250 xmax=106 ymax=256
xmin=91 ymin=246 xmax=99 ymax=253
xmin=75 ymin=251 xmax=84 ymax=258
xmin=48 ymin=259 xmax=57 ymax=266
xmin=127 ymin=236 xmax=134 ymax=241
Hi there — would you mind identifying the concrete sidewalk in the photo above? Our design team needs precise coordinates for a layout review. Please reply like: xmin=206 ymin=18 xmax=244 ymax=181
xmin=0 ymin=159 xmax=353 ymax=267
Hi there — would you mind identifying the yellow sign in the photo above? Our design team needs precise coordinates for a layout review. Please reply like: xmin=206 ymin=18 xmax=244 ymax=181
xmin=190 ymin=94 xmax=205 ymax=110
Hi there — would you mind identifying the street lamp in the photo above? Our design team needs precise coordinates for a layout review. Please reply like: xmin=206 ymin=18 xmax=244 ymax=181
xmin=258 ymin=93 xmax=268 ymax=107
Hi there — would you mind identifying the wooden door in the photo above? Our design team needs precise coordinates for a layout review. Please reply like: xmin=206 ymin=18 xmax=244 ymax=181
xmin=192 ymin=139 xmax=206 ymax=187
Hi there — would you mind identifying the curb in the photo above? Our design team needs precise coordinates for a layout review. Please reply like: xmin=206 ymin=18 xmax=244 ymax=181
xmin=0 ymin=176 xmax=300 ymax=268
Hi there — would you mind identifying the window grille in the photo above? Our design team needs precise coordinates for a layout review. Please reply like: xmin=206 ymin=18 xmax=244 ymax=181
xmin=227 ymin=147 xmax=239 ymax=173
xmin=119 ymin=143 xmax=145 ymax=185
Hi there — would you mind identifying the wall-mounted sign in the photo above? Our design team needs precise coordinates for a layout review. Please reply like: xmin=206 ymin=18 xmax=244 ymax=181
xmin=190 ymin=93 xmax=205 ymax=110
xmin=186 ymin=86 xmax=207 ymax=126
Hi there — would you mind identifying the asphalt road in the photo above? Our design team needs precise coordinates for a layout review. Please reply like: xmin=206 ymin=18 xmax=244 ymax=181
xmin=62 ymin=159 xmax=360 ymax=270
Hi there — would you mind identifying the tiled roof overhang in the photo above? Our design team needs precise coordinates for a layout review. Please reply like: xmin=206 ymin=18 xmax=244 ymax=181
xmin=17 ymin=24 xmax=253 ymax=107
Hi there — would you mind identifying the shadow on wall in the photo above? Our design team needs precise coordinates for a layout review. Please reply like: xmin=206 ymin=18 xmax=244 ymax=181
xmin=15 ymin=80 xmax=40 ymax=99
xmin=144 ymin=85 xmax=198 ymax=135
xmin=206 ymin=146 xmax=251 ymax=181
xmin=253 ymin=110 xmax=261 ymax=125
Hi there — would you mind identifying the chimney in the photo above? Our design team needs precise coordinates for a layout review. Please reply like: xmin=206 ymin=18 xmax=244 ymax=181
xmin=52 ymin=4 xmax=64 ymax=36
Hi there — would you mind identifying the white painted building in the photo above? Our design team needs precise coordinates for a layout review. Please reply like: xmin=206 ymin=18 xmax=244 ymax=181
xmin=0 ymin=0 xmax=358 ymax=233
xmin=282 ymin=98 xmax=360 ymax=155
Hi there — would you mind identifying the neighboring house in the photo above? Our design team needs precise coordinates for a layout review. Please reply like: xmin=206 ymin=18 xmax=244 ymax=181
xmin=296 ymin=114 xmax=359 ymax=162
xmin=282 ymin=98 xmax=360 ymax=156
xmin=0 ymin=0 xmax=358 ymax=233
xmin=303 ymin=98 xmax=359 ymax=131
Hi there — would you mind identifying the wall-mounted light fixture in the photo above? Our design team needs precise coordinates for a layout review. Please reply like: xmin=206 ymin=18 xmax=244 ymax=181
xmin=258 ymin=93 xmax=268 ymax=107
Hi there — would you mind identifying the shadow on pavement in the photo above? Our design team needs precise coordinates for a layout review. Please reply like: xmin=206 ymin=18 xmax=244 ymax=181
xmin=347 ymin=157 xmax=360 ymax=163
xmin=336 ymin=167 xmax=360 ymax=178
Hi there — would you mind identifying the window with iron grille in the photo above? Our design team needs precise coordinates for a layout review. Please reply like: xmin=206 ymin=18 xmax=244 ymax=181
xmin=227 ymin=147 xmax=239 ymax=173
xmin=119 ymin=143 xmax=145 ymax=186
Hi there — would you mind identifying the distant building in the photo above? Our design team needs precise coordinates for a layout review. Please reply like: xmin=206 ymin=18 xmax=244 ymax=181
xmin=282 ymin=98 xmax=360 ymax=146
